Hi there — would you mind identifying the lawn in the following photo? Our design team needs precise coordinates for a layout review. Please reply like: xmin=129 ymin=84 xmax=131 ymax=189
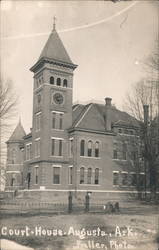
xmin=0 ymin=203 xmax=159 ymax=250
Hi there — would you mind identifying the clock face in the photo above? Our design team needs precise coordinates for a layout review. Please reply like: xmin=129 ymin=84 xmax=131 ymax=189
xmin=53 ymin=92 xmax=64 ymax=105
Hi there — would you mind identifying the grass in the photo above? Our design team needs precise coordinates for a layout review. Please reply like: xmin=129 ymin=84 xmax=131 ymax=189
xmin=0 ymin=203 xmax=159 ymax=250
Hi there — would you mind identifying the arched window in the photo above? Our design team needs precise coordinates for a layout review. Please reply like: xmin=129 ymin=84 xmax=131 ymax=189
xmin=50 ymin=76 xmax=54 ymax=85
xmin=95 ymin=141 xmax=99 ymax=157
xmin=95 ymin=168 xmax=99 ymax=184
xmin=88 ymin=140 xmax=92 ymax=157
xmin=80 ymin=140 xmax=85 ymax=156
xmin=56 ymin=78 xmax=61 ymax=86
xmin=12 ymin=149 xmax=16 ymax=164
xmin=87 ymin=168 xmax=92 ymax=184
xmin=63 ymin=79 xmax=67 ymax=87
xmin=80 ymin=167 xmax=84 ymax=184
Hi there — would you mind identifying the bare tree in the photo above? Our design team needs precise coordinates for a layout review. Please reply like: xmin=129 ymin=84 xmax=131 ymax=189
xmin=0 ymin=79 xmax=18 ymax=189
xmin=123 ymin=39 xmax=159 ymax=200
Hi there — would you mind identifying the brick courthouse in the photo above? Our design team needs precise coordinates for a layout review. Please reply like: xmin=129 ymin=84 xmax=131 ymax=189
xmin=5 ymin=25 xmax=145 ymax=200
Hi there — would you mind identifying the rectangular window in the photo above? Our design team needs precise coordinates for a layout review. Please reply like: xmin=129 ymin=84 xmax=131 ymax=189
xmin=113 ymin=172 xmax=119 ymax=185
xmin=69 ymin=139 xmax=73 ymax=157
xmin=69 ymin=166 xmax=73 ymax=184
xmin=35 ymin=139 xmax=40 ymax=157
xmin=26 ymin=143 xmax=32 ymax=160
xmin=121 ymin=172 xmax=128 ymax=186
xmin=139 ymin=173 xmax=145 ymax=187
xmin=59 ymin=114 xmax=63 ymax=130
xmin=59 ymin=140 xmax=62 ymax=156
xmin=35 ymin=113 xmax=41 ymax=131
xmin=123 ymin=151 xmax=127 ymax=160
xmin=51 ymin=139 xmax=55 ymax=156
xmin=35 ymin=166 xmax=39 ymax=184
xmin=122 ymin=143 xmax=127 ymax=160
xmin=113 ymin=150 xmax=118 ymax=159
xmin=52 ymin=112 xmax=56 ymax=129
xmin=130 ymin=173 xmax=137 ymax=186
xmin=53 ymin=167 xmax=60 ymax=184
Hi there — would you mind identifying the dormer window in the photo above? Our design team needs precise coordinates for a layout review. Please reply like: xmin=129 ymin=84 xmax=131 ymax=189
xmin=57 ymin=78 xmax=61 ymax=86
xmin=50 ymin=76 xmax=54 ymax=85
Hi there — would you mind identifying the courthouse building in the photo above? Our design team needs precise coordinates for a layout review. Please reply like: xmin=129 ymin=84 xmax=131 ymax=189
xmin=5 ymin=24 xmax=145 ymax=199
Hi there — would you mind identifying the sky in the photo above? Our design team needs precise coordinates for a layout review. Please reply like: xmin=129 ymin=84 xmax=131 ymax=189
xmin=1 ymin=0 xmax=159 ymax=134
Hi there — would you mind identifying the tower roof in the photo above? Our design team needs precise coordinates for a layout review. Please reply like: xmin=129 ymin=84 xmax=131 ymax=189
xmin=39 ymin=28 xmax=73 ymax=64
xmin=7 ymin=121 xmax=26 ymax=143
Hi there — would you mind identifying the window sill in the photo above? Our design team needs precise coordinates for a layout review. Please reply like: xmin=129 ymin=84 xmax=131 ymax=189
xmin=79 ymin=184 xmax=100 ymax=186
xmin=80 ymin=156 xmax=100 ymax=159
xmin=50 ymin=156 xmax=63 ymax=158
xmin=113 ymin=159 xmax=127 ymax=162
xmin=51 ymin=129 xmax=64 ymax=131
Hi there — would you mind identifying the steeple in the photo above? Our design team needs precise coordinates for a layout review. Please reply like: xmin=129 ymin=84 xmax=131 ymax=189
xmin=7 ymin=120 xmax=26 ymax=142
xmin=30 ymin=20 xmax=77 ymax=72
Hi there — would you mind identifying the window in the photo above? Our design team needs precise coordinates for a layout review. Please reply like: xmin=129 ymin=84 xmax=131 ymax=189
xmin=139 ymin=173 xmax=145 ymax=187
xmin=12 ymin=149 xmax=16 ymax=164
xmin=87 ymin=168 xmax=92 ymax=184
xmin=11 ymin=176 xmax=15 ymax=186
xmin=130 ymin=173 xmax=137 ymax=186
xmin=95 ymin=141 xmax=99 ymax=157
xmin=69 ymin=139 xmax=73 ymax=157
xmin=113 ymin=150 xmax=118 ymax=159
xmin=59 ymin=113 xmax=63 ymax=130
xmin=35 ymin=113 xmax=41 ymax=131
xmin=80 ymin=167 xmax=84 ymax=184
xmin=118 ymin=128 xmax=122 ymax=133
xmin=53 ymin=167 xmax=60 ymax=184
xmin=51 ymin=138 xmax=63 ymax=157
xmin=34 ymin=166 xmax=39 ymax=184
xmin=88 ymin=140 xmax=92 ymax=157
xmin=131 ymin=151 xmax=137 ymax=162
xmin=95 ymin=168 xmax=99 ymax=184
xmin=37 ymin=94 xmax=41 ymax=105
xmin=35 ymin=139 xmax=40 ymax=157
xmin=57 ymin=78 xmax=61 ymax=86
xmin=63 ymin=79 xmax=67 ymax=87
xmin=122 ymin=143 xmax=127 ymax=160
xmin=52 ymin=112 xmax=56 ymax=129
xmin=121 ymin=172 xmax=128 ymax=186
xmin=51 ymin=139 xmax=55 ymax=156
xmin=59 ymin=140 xmax=62 ymax=156
xmin=80 ymin=140 xmax=85 ymax=156
xmin=50 ymin=76 xmax=54 ymax=85
xmin=69 ymin=166 xmax=73 ymax=184
xmin=113 ymin=172 xmax=119 ymax=185
xmin=26 ymin=143 xmax=32 ymax=161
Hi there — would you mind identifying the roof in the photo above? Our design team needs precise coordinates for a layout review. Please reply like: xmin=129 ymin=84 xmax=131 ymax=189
xmin=71 ymin=103 xmax=139 ymax=132
xmin=39 ymin=28 xmax=73 ymax=64
xmin=7 ymin=121 xmax=26 ymax=142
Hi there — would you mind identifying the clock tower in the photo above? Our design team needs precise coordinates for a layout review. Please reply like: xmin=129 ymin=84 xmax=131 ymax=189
xmin=29 ymin=23 xmax=77 ymax=190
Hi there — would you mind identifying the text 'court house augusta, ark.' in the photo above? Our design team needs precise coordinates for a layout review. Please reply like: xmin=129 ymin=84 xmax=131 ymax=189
xmin=5 ymin=22 xmax=146 ymax=201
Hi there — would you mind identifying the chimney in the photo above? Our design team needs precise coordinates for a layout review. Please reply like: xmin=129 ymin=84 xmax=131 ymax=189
xmin=105 ymin=97 xmax=112 ymax=131
xmin=143 ymin=105 xmax=149 ymax=126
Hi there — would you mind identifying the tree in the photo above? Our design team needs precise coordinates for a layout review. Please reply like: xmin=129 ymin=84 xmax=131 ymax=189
xmin=123 ymin=40 xmax=159 ymax=200
xmin=0 ymin=79 xmax=18 ymax=190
